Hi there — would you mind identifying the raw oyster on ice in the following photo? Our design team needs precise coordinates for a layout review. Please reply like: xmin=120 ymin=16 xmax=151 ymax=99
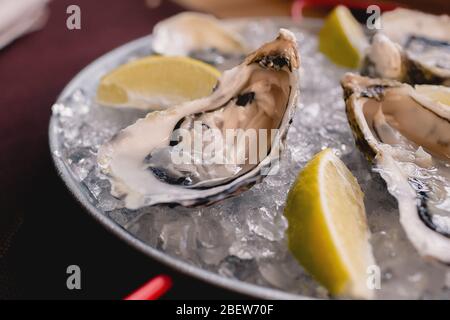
xmin=362 ymin=9 xmax=450 ymax=86
xmin=362 ymin=33 xmax=450 ymax=86
xmin=152 ymin=12 xmax=249 ymax=58
xmin=98 ymin=29 xmax=300 ymax=209
xmin=381 ymin=9 xmax=450 ymax=46
xmin=342 ymin=73 xmax=450 ymax=263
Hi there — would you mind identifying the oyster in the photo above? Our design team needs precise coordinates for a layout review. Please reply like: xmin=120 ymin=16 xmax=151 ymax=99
xmin=98 ymin=29 xmax=300 ymax=209
xmin=362 ymin=33 xmax=450 ymax=86
xmin=342 ymin=73 xmax=450 ymax=263
xmin=381 ymin=9 xmax=450 ymax=46
xmin=362 ymin=9 xmax=450 ymax=86
xmin=152 ymin=12 xmax=248 ymax=58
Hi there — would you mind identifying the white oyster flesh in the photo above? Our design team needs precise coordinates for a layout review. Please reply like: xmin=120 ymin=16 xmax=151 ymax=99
xmin=364 ymin=34 xmax=404 ymax=80
xmin=362 ymin=33 xmax=450 ymax=86
xmin=381 ymin=8 xmax=450 ymax=46
xmin=98 ymin=29 xmax=300 ymax=209
xmin=362 ymin=9 xmax=450 ymax=86
xmin=152 ymin=12 xmax=248 ymax=57
xmin=342 ymin=73 xmax=450 ymax=263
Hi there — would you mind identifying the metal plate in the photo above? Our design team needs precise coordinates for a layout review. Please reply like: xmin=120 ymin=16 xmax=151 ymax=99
xmin=48 ymin=17 xmax=325 ymax=300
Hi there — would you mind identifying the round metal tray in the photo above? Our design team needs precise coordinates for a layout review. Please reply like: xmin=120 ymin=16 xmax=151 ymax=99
xmin=49 ymin=18 xmax=324 ymax=300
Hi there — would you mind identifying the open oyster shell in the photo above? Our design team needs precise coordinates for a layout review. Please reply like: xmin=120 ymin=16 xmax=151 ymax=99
xmin=361 ymin=33 xmax=450 ymax=86
xmin=152 ymin=12 xmax=249 ymax=58
xmin=362 ymin=33 xmax=450 ymax=86
xmin=362 ymin=9 xmax=450 ymax=86
xmin=98 ymin=29 xmax=300 ymax=209
xmin=342 ymin=73 xmax=450 ymax=263
xmin=381 ymin=9 xmax=450 ymax=45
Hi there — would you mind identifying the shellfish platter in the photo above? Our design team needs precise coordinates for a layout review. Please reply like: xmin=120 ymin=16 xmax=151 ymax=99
xmin=49 ymin=11 xmax=450 ymax=299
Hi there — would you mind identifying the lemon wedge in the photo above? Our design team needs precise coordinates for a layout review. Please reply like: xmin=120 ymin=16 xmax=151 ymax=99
xmin=284 ymin=148 xmax=375 ymax=299
xmin=319 ymin=5 xmax=368 ymax=68
xmin=96 ymin=55 xmax=220 ymax=110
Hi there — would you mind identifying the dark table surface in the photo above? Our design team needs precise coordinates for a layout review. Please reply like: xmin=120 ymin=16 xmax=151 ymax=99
xmin=0 ymin=0 xmax=245 ymax=299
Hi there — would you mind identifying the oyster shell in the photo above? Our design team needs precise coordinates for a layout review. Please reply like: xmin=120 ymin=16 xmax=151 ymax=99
xmin=98 ymin=29 xmax=300 ymax=209
xmin=381 ymin=9 xmax=450 ymax=45
xmin=152 ymin=12 xmax=248 ymax=58
xmin=342 ymin=73 xmax=450 ymax=263
xmin=362 ymin=9 xmax=450 ymax=86
xmin=362 ymin=33 xmax=450 ymax=86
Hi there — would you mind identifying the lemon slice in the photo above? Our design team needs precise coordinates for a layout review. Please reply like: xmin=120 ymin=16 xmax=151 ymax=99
xmin=284 ymin=148 xmax=375 ymax=299
xmin=415 ymin=85 xmax=450 ymax=106
xmin=96 ymin=56 xmax=220 ymax=110
xmin=319 ymin=5 xmax=368 ymax=68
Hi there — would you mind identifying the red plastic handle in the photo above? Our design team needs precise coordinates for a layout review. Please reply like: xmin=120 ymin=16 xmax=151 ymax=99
xmin=124 ymin=275 xmax=172 ymax=300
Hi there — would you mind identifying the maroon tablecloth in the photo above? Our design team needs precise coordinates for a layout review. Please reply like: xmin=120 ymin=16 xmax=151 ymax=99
xmin=0 ymin=0 xmax=244 ymax=299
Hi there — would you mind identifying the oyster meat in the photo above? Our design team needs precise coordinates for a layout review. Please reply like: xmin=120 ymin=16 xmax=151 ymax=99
xmin=152 ymin=12 xmax=249 ymax=58
xmin=98 ymin=29 xmax=300 ymax=209
xmin=362 ymin=9 xmax=450 ymax=86
xmin=362 ymin=33 xmax=450 ymax=86
xmin=381 ymin=9 xmax=450 ymax=46
xmin=342 ymin=73 xmax=450 ymax=263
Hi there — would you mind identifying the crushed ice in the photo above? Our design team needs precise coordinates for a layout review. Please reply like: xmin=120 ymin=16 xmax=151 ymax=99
xmin=51 ymin=19 xmax=450 ymax=299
